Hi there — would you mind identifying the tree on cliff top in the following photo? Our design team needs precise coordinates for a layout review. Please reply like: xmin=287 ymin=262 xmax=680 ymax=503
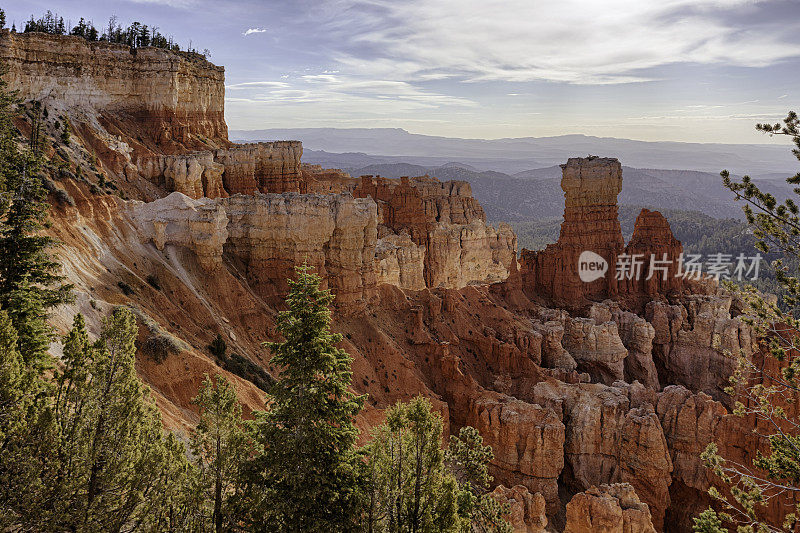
xmin=246 ymin=264 xmax=365 ymax=532
xmin=694 ymin=111 xmax=800 ymax=532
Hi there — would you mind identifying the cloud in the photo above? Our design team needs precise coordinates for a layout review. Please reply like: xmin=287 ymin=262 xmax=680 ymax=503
xmin=310 ymin=0 xmax=800 ymax=85
xmin=226 ymin=81 xmax=290 ymax=90
xmin=225 ymin=70 xmax=477 ymax=118
xmin=243 ymin=27 xmax=267 ymax=36
xmin=126 ymin=0 xmax=196 ymax=7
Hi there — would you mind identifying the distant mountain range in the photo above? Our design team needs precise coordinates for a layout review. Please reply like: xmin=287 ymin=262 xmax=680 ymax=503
xmin=230 ymin=128 xmax=798 ymax=175
xmin=307 ymin=159 xmax=794 ymax=223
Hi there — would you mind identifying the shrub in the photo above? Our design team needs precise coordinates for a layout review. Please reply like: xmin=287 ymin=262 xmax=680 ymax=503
xmin=140 ymin=332 xmax=183 ymax=364
xmin=117 ymin=281 xmax=135 ymax=296
xmin=146 ymin=274 xmax=161 ymax=290
xmin=208 ymin=333 xmax=227 ymax=359
xmin=60 ymin=116 xmax=71 ymax=144
xmin=129 ymin=306 xmax=190 ymax=364
xmin=222 ymin=352 xmax=274 ymax=391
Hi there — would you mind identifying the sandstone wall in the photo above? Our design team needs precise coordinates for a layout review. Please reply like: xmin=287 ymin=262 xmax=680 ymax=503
xmin=354 ymin=174 xmax=515 ymax=289
xmin=0 ymin=30 xmax=227 ymax=150
xmin=130 ymin=191 xmax=378 ymax=307
xmin=215 ymin=142 xmax=303 ymax=194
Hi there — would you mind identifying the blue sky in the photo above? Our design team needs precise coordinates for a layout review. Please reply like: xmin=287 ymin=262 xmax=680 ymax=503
xmin=6 ymin=0 xmax=800 ymax=143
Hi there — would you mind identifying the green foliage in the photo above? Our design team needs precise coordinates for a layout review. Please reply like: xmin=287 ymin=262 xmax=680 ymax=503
xmin=362 ymin=396 xmax=464 ymax=533
xmin=220 ymin=351 xmax=275 ymax=391
xmin=0 ymin=65 xmax=72 ymax=371
xmin=0 ymin=309 xmax=196 ymax=531
xmin=208 ymin=332 xmax=227 ymax=359
xmin=246 ymin=264 xmax=364 ymax=531
xmin=446 ymin=427 xmax=512 ymax=533
xmin=191 ymin=374 xmax=253 ymax=532
xmin=60 ymin=115 xmax=70 ymax=145
xmin=694 ymin=110 xmax=800 ymax=532
xmin=25 ymin=11 xmax=205 ymax=56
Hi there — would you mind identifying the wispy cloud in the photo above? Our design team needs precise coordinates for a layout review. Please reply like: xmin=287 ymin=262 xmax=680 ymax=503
xmin=311 ymin=0 xmax=800 ymax=85
xmin=242 ymin=27 xmax=267 ymax=36
xmin=226 ymin=81 xmax=290 ymax=90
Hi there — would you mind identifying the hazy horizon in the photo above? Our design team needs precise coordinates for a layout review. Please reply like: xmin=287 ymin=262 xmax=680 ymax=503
xmin=7 ymin=0 xmax=800 ymax=144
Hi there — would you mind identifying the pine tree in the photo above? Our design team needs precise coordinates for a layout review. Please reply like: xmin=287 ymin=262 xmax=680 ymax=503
xmin=362 ymin=396 xmax=463 ymax=533
xmin=0 ymin=309 xmax=195 ymax=531
xmin=446 ymin=427 xmax=511 ymax=533
xmin=694 ymin=111 xmax=800 ymax=531
xmin=191 ymin=374 xmax=253 ymax=532
xmin=247 ymin=264 xmax=364 ymax=532
xmin=0 ymin=65 xmax=72 ymax=371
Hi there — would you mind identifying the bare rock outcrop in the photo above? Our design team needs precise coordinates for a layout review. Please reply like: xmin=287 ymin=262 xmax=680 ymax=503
xmin=222 ymin=192 xmax=377 ymax=305
xmin=529 ymin=380 xmax=672 ymax=529
xmin=490 ymin=485 xmax=548 ymax=533
xmin=520 ymin=157 xmax=685 ymax=309
xmin=562 ymin=317 xmax=627 ymax=384
xmin=131 ymin=191 xmax=378 ymax=307
xmin=646 ymin=295 xmax=755 ymax=403
xmin=590 ymin=301 xmax=659 ymax=389
xmin=565 ymin=483 xmax=656 ymax=533
xmin=129 ymin=192 xmax=228 ymax=270
xmin=0 ymin=30 xmax=227 ymax=150
xmin=354 ymin=174 xmax=515 ymax=289
xmin=521 ymin=157 xmax=625 ymax=305
xmin=375 ymin=233 xmax=426 ymax=290
xmin=215 ymin=142 xmax=303 ymax=194
xmin=438 ymin=347 xmax=565 ymax=511
xmin=534 ymin=321 xmax=578 ymax=372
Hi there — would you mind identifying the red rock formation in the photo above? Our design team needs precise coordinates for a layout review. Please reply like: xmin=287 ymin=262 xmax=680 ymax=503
xmin=490 ymin=485 xmax=548 ymax=533
xmin=622 ymin=209 xmax=684 ymax=299
xmin=354 ymin=175 xmax=515 ymax=289
xmin=520 ymin=157 xmax=685 ymax=310
xmin=521 ymin=157 xmax=625 ymax=305
xmin=215 ymin=142 xmax=303 ymax=194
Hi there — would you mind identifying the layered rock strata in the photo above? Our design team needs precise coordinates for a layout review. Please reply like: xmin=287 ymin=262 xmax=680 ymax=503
xmin=354 ymin=175 xmax=515 ymax=289
xmin=565 ymin=483 xmax=656 ymax=533
xmin=520 ymin=157 xmax=685 ymax=308
xmin=0 ymin=30 xmax=227 ymax=150
xmin=131 ymin=191 xmax=378 ymax=306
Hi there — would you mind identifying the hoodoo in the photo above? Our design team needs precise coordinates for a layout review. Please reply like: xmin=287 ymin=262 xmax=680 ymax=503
xmin=520 ymin=156 xmax=685 ymax=309
xmin=3 ymin=27 xmax=793 ymax=532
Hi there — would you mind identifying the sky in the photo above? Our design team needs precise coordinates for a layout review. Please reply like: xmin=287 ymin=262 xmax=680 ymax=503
xmin=6 ymin=0 xmax=800 ymax=143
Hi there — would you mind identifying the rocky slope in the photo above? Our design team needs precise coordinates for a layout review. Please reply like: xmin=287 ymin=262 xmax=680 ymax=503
xmin=8 ymin=31 xmax=797 ymax=531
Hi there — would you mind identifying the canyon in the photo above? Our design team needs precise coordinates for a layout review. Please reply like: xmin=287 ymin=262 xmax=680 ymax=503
xmin=3 ymin=29 xmax=794 ymax=532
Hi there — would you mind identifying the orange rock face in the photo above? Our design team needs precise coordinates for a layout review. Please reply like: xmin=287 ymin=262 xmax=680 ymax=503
xmin=565 ymin=483 xmax=656 ymax=533
xmin=520 ymin=157 xmax=685 ymax=310
xmin=0 ymin=30 xmax=228 ymax=152
xmin=16 ymin=32 xmax=791 ymax=532
xmin=490 ymin=485 xmax=548 ymax=533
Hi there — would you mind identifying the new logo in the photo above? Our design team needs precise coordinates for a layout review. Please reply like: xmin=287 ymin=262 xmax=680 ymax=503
xmin=578 ymin=251 xmax=608 ymax=283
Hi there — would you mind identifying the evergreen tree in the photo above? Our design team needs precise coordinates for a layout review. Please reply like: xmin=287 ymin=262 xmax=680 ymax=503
xmin=0 ymin=65 xmax=72 ymax=370
xmin=0 ymin=309 xmax=195 ymax=531
xmin=446 ymin=427 xmax=511 ymax=533
xmin=362 ymin=396 xmax=463 ymax=533
xmin=191 ymin=374 xmax=253 ymax=532
xmin=247 ymin=264 xmax=364 ymax=532
xmin=694 ymin=111 xmax=800 ymax=532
